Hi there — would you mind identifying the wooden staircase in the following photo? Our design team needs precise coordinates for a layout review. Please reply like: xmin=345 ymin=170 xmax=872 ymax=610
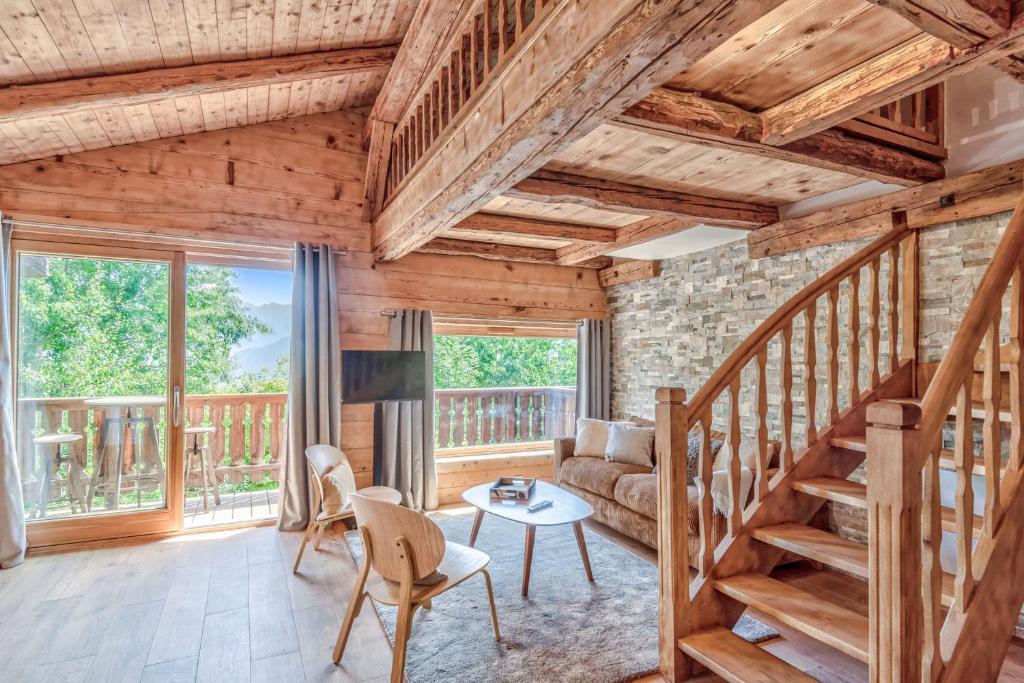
xmin=656 ymin=196 xmax=1024 ymax=682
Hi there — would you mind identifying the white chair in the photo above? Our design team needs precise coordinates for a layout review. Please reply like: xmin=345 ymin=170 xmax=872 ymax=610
xmin=292 ymin=444 xmax=399 ymax=573
xmin=333 ymin=491 xmax=501 ymax=683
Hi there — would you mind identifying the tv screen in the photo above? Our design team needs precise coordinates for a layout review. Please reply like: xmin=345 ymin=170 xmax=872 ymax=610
xmin=342 ymin=350 xmax=426 ymax=404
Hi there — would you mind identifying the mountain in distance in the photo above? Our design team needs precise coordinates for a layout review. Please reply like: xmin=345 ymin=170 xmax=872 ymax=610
xmin=232 ymin=302 xmax=291 ymax=374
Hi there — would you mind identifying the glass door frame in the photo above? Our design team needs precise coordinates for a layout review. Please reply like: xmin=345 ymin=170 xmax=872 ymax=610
xmin=10 ymin=236 xmax=187 ymax=547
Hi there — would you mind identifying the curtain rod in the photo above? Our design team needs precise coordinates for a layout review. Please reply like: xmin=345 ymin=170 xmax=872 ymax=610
xmin=2 ymin=218 xmax=347 ymax=256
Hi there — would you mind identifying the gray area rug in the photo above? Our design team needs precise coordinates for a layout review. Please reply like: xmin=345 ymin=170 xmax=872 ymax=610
xmin=346 ymin=512 xmax=777 ymax=683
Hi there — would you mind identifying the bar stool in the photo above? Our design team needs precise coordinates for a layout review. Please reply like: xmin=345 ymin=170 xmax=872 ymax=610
xmin=32 ymin=433 xmax=86 ymax=518
xmin=184 ymin=426 xmax=221 ymax=513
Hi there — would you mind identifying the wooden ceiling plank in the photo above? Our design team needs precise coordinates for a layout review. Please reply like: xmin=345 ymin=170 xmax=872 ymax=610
xmin=760 ymin=16 xmax=1024 ymax=145
xmin=507 ymin=170 xmax=778 ymax=229
xmin=557 ymin=216 xmax=698 ymax=265
xmin=0 ymin=45 xmax=397 ymax=124
xmin=451 ymin=213 xmax=619 ymax=243
xmin=418 ymin=236 xmax=612 ymax=269
xmin=373 ymin=0 xmax=790 ymax=262
xmin=614 ymin=87 xmax=944 ymax=186
xmin=748 ymin=160 xmax=1024 ymax=257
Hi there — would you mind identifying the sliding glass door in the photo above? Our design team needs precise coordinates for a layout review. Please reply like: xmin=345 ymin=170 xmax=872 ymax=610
xmin=12 ymin=240 xmax=185 ymax=545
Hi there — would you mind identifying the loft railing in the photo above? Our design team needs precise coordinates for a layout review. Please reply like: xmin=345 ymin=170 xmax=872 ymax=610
xmin=16 ymin=392 xmax=287 ymax=494
xmin=435 ymin=385 xmax=575 ymax=450
xmin=870 ymin=195 xmax=1024 ymax=681
xmin=383 ymin=0 xmax=556 ymax=203
xmin=841 ymin=83 xmax=946 ymax=159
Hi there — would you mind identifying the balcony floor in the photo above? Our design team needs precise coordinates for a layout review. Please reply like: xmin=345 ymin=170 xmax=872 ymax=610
xmin=184 ymin=488 xmax=279 ymax=528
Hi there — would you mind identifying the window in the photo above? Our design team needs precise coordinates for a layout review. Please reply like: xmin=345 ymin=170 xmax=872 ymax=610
xmin=433 ymin=328 xmax=577 ymax=451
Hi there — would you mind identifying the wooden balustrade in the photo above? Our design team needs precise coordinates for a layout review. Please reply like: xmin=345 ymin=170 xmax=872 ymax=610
xmin=16 ymin=392 xmax=287 ymax=492
xmin=656 ymin=223 xmax=915 ymax=676
xmin=842 ymin=83 xmax=946 ymax=159
xmin=435 ymin=386 xmax=575 ymax=450
xmin=885 ymin=195 xmax=1024 ymax=681
xmin=383 ymin=0 xmax=556 ymax=203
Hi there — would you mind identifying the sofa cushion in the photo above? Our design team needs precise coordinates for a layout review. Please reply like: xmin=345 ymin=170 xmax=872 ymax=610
xmin=613 ymin=473 xmax=657 ymax=519
xmin=559 ymin=456 xmax=651 ymax=499
xmin=614 ymin=475 xmax=703 ymax=535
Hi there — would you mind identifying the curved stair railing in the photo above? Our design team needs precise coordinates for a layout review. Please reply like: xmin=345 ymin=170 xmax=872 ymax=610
xmin=899 ymin=195 xmax=1024 ymax=682
xmin=656 ymin=220 xmax=919 ymax=679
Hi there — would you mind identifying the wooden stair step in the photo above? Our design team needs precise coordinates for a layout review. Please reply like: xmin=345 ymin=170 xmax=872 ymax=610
xmin=714 ymin=572 xmax=869 ymax=662
xmin=793 ymin=477 xmax=984 ymax=538
xmin=753 ymin=522 xmax=968 ymax=607
xmin=679 ymin=626 xmax=816 ymax=683
xmin=753 ymin=523 xmax=869 ymax=578
xmin=890 ymin=396 xmax=1012 ymax=423
xmin=829 ymin=434 xmax=996 ymax=475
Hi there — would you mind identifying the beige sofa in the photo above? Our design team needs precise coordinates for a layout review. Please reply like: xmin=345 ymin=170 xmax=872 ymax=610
xmin=553 ymin=419 xmax=728 ymax=568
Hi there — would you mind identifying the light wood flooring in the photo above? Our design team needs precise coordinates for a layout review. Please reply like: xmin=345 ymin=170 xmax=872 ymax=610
xmin=6 ymin=512 xmax=1024 ymax=682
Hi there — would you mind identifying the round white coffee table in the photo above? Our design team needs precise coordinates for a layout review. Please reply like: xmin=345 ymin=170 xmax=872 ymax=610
xmin=462 ymin=480 xmax=595 ymax=596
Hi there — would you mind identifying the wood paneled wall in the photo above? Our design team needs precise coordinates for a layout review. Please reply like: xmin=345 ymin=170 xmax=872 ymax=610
xmin=0 ymin=109 xmax=607 ymax=487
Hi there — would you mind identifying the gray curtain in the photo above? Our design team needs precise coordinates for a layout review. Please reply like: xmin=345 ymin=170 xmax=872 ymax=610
xmin=0 ymin=221 xmax=25 ymax=567
xmin=381 ymin=310 xmax=437 ymax=510
xmin=279 ymin=243 xmax=342 ymax=531
xmin=576 ymin=319 xmax=611 ymax=421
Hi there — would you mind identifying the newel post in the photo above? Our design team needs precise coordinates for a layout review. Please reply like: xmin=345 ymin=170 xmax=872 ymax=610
xmin=866 ymin=400 xmax=923 ymax=683
xmin=656 ymin=387 xmax=690 ymax=681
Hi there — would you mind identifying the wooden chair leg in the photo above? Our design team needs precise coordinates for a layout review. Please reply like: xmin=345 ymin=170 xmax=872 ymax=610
xmin=314 ymin=521 xmax=326 ymax=550
xmin=333 ymin=559 xmax=370 ymax=664
xmin=481 ymin=568 xmax=501 ymax=642
xmin=292 ymin=519 xmax=317 ymax=574
xmin=390 ymin=598 xmax=415 ymax=683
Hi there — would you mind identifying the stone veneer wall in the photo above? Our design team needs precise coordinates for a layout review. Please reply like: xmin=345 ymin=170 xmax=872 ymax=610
xmin=607 ymin=210 xmax=1013 ymax=544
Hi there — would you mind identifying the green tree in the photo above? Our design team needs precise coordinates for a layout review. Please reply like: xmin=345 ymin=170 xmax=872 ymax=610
xmin=17 ymin=257 xmax=269 ymax=398
xmin=434 ymin=335 xmax=576 ymax=389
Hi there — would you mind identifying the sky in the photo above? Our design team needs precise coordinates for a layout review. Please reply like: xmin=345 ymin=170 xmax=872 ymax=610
xmin=232 ymin=266 xmax=293 ymax=306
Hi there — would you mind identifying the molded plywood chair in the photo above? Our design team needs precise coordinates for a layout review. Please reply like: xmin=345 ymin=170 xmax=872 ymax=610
xmin=333 ymin=492 xmax=501 ymax=683
xmin=293 ymin=445 xmax=402 ymax=573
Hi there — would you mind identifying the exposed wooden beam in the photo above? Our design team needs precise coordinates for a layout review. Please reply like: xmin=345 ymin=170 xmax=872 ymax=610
xmin=507 ymin=170 xmax=778 ymax=229
xmin=557 ymin=216 xmax=697 ymax=265
xmin=867 ymin=0 xmax=1024 ymax=82
xmin=614 ymin=88 xmax=945 ymax=186
xmin=760 ymin=15 xmax=1024 ymax=145
xmin=373 ymin=0 xmax=788 ymax=263
xmin=0 ymin=46 xmax=398 ymax=124
xmin=867 ymin=0 xmax=1010 ymax=47
xmin=366 ymin=0 xmax=476 ymax=127
xmin=599 ymin=259 xmax=662 ymax=287
xmin=748 ymin=160 xmax=1024 ymax=257
xmin=449 ymin=213 xmax=618 ymax=243
xmin=362 ymin=120 xmax=395 ymax=222
xmin=418 ymin=237 xmax=613 ymax=269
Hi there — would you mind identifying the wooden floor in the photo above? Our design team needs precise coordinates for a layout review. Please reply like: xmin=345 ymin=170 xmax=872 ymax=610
xmin=6 ymin=513 xmax=1024 ymax=682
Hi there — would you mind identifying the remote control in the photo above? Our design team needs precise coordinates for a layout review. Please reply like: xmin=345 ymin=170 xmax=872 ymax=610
xmin=527 ymin=499 xmax=553 ymax=513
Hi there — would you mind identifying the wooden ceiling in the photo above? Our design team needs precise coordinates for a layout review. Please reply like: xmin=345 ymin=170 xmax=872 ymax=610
xmin=0 ymin=0 xmax=1021 ymax=284
xmin=0 ymin=0 xmax=416 ymax=163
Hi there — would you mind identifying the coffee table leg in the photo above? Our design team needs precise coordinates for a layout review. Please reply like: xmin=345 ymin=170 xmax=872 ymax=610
xmin=522 ymin=525 xmax=536 ymax=597
xmin=573 ymin=522 xmax=594 ymax=582
xmin=469 ymin=508 xmax=485 ymax=547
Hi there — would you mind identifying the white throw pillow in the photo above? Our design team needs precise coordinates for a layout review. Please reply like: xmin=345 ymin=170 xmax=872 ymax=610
xmin=321 ymin=462 xmax=357 ymax=516
xmin=605 ymin=423 xmax=655 ymax=468
xmin=574 ymin=418 xmax=612 ymax=457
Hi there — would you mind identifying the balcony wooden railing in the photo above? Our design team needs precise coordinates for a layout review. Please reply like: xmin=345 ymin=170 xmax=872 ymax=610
xmin=840 ymin=83 xmax=946 ymax=159
xmin=383 ymin=0 xmax=557 ymax=203
xmin=435 ymin=386 xmax=575 ymax=450
xmin=16 ymin=392 xmax=287 ymax=492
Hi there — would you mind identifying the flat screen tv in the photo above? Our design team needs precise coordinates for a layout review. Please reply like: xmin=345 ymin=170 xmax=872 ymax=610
xmin=341 ymin=350 xmax=426 ymax=404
